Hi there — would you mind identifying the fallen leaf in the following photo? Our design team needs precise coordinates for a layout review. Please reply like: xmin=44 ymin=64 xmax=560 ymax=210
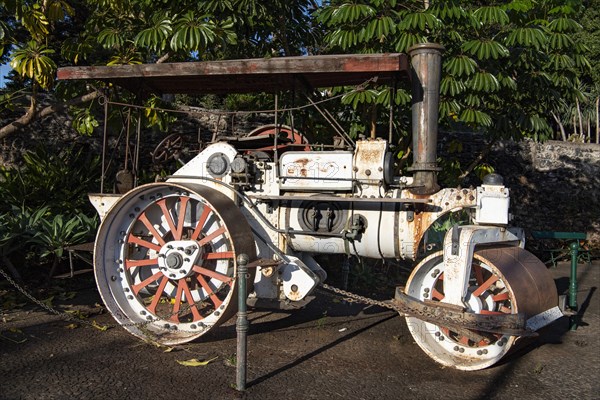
xmin=41 ymin=296 xmax=54 ymax=307
xmin=176 ymin=356 xmax=218 ymax=367
xmin=65 ymin=323 xmax=79 ymax=329
xmin=163 ymin=347 xmax=175 ymax=353
xmin=91 ymin=320 xmax=109 ymax=331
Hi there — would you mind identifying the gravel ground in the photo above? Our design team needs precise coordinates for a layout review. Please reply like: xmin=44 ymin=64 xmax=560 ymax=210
xmin=1 ymin=260 xmax=598 ymax=400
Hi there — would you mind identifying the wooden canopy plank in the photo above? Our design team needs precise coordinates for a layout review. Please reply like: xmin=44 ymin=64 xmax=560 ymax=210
xmin=57 ymin=53 xmax=409 ymax=95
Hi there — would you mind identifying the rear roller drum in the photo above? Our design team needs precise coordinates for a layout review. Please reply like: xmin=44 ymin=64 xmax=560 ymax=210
xmin=405 ymin=247 xmax=557 ymax=370
xmin=94 ymin=183 xmax=256 ymax=345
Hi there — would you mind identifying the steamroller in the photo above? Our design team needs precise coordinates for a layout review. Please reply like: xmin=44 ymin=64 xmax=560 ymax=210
xmin=57 ymin=43 xmax=562 ymax=370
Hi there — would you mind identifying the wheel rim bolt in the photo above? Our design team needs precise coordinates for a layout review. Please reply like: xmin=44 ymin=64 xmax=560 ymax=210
xmin=454 ymin=346 xmax=459 ymax=351
xmin=458 ymin=347 xmax=464 ymax=353
xmin=127 ymin=295 xmax=133 ymax=300
xmin=435 ymin=331 xmax=440 ymax=337
xmin=477 ymin=350 xmax=483 ymax=355
xmin=483 ymin=349 xmax=488 ymax=354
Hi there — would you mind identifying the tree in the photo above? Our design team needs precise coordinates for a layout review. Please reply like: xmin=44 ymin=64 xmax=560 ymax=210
xmin=317 ymin=0 xmax=591 ymax=143
xmin=0 ymin=0 xmax=319 ymax=140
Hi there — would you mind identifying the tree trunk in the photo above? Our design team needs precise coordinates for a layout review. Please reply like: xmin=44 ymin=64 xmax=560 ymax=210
xmin=573 ymin=114 xmax=577 ymax=136
xmin=576 ymin=98 xmax=584 ymax=141
xmin=459 ymin=140 xmax=495 ymax=181
xmin=0 ymin=91 xmax=100 ymax=140
xmin=1 ymin=255 xmax=22 ymax=281
xmin=596 ymin=96 xmax=600 ymax=144
xmin=551 ymin=111 xmax=567 ymax=141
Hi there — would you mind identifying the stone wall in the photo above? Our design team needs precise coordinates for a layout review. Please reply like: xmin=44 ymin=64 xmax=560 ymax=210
xmin=440 ymin=133 xmax=600 ymax=249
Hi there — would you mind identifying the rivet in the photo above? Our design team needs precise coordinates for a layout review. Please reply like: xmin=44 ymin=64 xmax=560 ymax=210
xmin=140 ymin=310 xmax=147 ymax=315
xmin=110 ymin=276 xmax=117 ymax=281
xmin=459 ymin=347 xmax=465 ymax=353
xmin=454 ymin=346 xmax=459 ymax=351
xmin=439 ymin=336 xmax=444 ymax=341
xmin=127 ymin=295 xmax=133 ymax=300
xmin=170 ymin=274 xmax=176 ymax=278
xmin=435 ymin=332 xmax=441 ymax=337
xmin=477 ymin=350 xmax=483 ymax=355
xmin=483 ymin=349 xmax=488 ymax=354
xmin=177 ymin=247 xmax=184 ymax=251
xmin=116 ymin=259 xmax=123 ymax=264
xmin=120 ymin=231 xmax=126 ymax=236
xmin=423 ymin=293 xmax=429 ymax=298
xmin=190 ymin=324 xmax=197 ymax=329
xmin=424 ymin=288 xmax=430 ymax=293
xmin=146 ymin=316 xmax=153 ymax=321
xmin=134 ymin=207 xmax=140 ymax=212
xmin=124 ymin=288 xmax=130 ymax=292
xmin=167 ymin=245 xmax=173 ymax=249
xmin=129 ymin=214 xmax=135 ymax=218
xmin=119 ymin=268 xmax=124 ymax=273
xmin=181 ymin=270 xmax=187 ymax=275
xmin=214 ymin=311 xmax=220 ymax=316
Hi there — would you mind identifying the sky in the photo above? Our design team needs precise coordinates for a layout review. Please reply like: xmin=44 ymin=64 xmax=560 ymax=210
xmin=0 ymin=64 xmax=10 ymax=88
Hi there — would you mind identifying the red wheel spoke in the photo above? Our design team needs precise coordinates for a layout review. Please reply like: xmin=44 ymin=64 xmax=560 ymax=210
xmin=479 ymin=310 xmax=503 ymax=315
xmin=431 ymin=288 xmax=445 ymax=301
xmin=473 ymin=265 xmax=484 ymax=286
xmin=128 ymin=234 xmax=162 ymax=252
xmin=459 ymin=335 xmax=470 ymax=346
xmin=147 ymin=276 xmax=169 ymax=314
xmin=196 ymin=273 xmax=224 ymax=309
xmin=499 ymin=305 xmax=512 ymax=313
xmin=125 ymin=258 xmax=158 ymax=269
xmin=170 ymin=281 xmax=184 ymax=322
xmin=471 ymin=275 xmax=499 ymax=297
xmin=191 ymin=206 xmax=212 ymax=241
xmin=138 ymin=213 xmax=166 ymax=246
xmin=202 ymin=251 xmax=234 ymax=260
xmin=180 ymin=279 xmax=203 ymax=321
xmin=157 ymin=199 xmax=178 ymax=239
xmin=492 ymin=291 xmax=510 ymax=302
xmin=197 ymin=226 xmax=226 ymax=246
xmin=174 ymin=197 xmax=189 ymax=240
xmin=192 ymin=265 xmax=233 ymax=283
xmin=132 ymin=271 xmax=163 ymax=295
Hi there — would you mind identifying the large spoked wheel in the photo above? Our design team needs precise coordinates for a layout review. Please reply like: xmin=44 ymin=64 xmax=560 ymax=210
xmin=405 ymin=247 xmax=557 ymax=370
xmin=94 ymin=183 xmax=256 ymax=345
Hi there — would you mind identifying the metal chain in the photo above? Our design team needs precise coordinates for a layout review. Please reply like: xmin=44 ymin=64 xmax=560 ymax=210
xmin=320 ymin=283 xmax=399 ymax=312
xmin=0 ymin=267 xmax=215 ymax=336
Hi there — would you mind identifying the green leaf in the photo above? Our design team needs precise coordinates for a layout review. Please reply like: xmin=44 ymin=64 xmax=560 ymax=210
xmin=473 ymin=6 xmax=509 ymax=26
xmin=467 ymin=71 xmax=500 ymax=92
xmin=504 ymin=28 xmax=547 ymax=50
xmin=444 ymin=55 xmax=477 ymax=77
xmin=462 ymin=39 xmax=509 ymax=60
xmin=440 ymin=75 xmax=466 ymax=96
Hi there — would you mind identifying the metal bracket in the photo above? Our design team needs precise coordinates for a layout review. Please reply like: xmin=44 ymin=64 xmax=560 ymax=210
xmin=442 ymin=225 xmax=521 ymax=308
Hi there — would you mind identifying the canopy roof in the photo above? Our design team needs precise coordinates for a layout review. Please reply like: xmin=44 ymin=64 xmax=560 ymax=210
xmin=57 ymin=53 xmax=410 ymax=95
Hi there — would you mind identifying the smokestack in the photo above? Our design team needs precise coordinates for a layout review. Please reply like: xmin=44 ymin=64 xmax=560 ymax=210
xmin=407 ymin=43 xmax=444 ymax=195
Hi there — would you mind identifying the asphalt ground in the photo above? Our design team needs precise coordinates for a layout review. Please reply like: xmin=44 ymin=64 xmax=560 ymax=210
xmin=1 ymin=260 xmax=598 ymax=400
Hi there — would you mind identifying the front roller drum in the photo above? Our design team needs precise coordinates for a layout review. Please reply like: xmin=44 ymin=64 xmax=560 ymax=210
xmin=405 ymin=247 xmax=558 ymax=370
xmin=94 ymin=183 xmax=256 ymax=345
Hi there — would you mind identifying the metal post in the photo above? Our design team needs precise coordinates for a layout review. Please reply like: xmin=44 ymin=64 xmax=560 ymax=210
xmin=236 ymin=253 xmax=249 ymax=391
xmin=569 ymin=241 xmax=579 ymax=330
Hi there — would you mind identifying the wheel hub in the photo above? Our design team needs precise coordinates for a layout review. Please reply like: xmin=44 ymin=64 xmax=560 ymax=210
xmin=158 ymin=240 xmax=200 ymax=279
